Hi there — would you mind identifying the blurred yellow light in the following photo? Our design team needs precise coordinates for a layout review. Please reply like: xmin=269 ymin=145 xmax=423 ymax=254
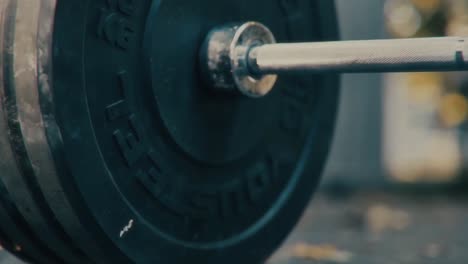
xmin=438 ymin=93 xmax=468 ymax=128
xmin=446 ymin=17 xmax=468 ymax=36
xmin=385 ymin=0 xmax=422 ymax=38
xmin=406 ymin=73 xmax=443 ymax=103
xmin=411 ymin=0 xmax=441 ymax=14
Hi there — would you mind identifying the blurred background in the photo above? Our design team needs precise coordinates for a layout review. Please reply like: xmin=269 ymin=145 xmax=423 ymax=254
xmin=327 ymin=0 xmax=468 ymax=189
xmin=3 ymin=0 xmax=468 ymax=263
xmin=269 ymin=0 xmax=468 ymax=263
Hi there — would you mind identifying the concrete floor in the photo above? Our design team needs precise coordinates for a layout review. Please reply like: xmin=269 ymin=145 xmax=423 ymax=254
xmin=269 ymin=191 xmax=468 ymax=264
xmin=1 ymin=190 xmax=467 ymax=263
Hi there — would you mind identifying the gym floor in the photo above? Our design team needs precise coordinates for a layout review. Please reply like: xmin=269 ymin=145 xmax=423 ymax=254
xmin=2 ymin=186 xmax=467 ymax=263
xmin=269 ymin=187 xmax=468 ymax=264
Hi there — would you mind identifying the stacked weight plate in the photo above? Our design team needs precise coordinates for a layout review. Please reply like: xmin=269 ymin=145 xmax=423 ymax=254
xmin=0 ymin=0 xmax=339 ymax=263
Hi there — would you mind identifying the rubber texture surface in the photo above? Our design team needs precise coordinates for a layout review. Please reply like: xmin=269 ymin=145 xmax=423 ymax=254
xmin=0 ymin=0 xmax=340 ymax=263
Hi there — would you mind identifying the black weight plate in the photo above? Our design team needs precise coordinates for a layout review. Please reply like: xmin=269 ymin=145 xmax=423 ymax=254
xmin=0 ymin=0 xmax=125 ymax=263
xmin=0 ymin=0 xmax=340 ymax=263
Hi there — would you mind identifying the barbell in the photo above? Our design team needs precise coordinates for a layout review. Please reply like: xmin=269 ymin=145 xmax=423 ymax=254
xmin=0 ymin=0 xmax=463 ymax=263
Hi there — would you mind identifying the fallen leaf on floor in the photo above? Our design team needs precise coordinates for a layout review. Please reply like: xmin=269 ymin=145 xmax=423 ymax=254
xmin=424 ymin=243 xmax=443 ymax=258
xmin=289 ymin=243 xmax=353 ymax=263
xmin=366 ymin=204 xmax=411 ymax=234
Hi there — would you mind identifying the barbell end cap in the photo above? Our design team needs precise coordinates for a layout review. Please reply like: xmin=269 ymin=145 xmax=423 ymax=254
xmin=200 ymin=22 xmax=277 ymax=98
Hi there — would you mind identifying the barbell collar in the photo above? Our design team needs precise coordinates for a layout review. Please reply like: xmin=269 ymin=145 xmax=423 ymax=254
xmin=200 ymin=21 xmax=468 ymax=98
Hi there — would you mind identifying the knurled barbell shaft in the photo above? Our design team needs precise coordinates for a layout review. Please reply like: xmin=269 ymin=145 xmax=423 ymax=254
xmin=200 ymin=22 xmax=468 ymax=98
xmin=248 ymin=37 xmax=468 ymax=75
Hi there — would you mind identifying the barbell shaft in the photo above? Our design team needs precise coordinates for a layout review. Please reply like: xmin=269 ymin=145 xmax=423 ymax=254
xmin=201 ymin=22 xmax=468 ymax=97
xmin=248 ymin=37 xmax=468 ymax=75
